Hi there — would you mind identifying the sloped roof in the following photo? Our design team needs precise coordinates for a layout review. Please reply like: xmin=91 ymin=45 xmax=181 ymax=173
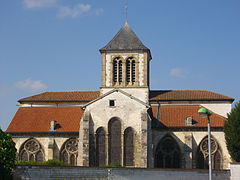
xmin=100 ymin=22 xmax=150 ymax=53
xmin=18 ymin=90 xmax=234 ymax=104
xmin=83 ymin=88 xmax=150 ymax=108
xmin=6 ymin=107 xmax=83 ymax=133
xmin=151 ymin=105 xmax=226 ymax=128
xmin=149 ymin=90 xmax=234 ymax=102
xmin=19 ymin=91 xmax=100 ymax=103
xmin=7 ymin=105 xmax=226 ymax=133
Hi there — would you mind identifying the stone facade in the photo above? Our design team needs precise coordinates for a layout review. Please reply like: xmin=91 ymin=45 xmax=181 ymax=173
xmin=12 ymin=134 xmax=78 ymax=163
xmin=102 ymin=52 xmax=150 ymax=88
xmin=77 ymin=90 xmax=150 ymax=167
xmin=152 ymin=130 xmax=230 ymax=169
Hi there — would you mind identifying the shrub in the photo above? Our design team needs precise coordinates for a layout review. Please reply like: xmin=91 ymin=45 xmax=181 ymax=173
xmin=224 ymin=102 xmax=240 ymax=162
xmin=0 ymin=127 xmax=17 ymax=179
xmin=104 ymin=164 xmax=122 ymax=167
xmin=16 ymin=159 xmax=70 ymax=166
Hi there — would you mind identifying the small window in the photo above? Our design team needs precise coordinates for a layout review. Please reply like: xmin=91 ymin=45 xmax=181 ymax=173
xmin=109 ymin=100 xmax=115 ymax=107
xmin=185 ymin=116 xmax=193 ymax=126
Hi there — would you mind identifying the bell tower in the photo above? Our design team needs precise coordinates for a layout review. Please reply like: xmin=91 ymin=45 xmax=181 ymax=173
xmin=99 ymin=22 xmax=152 ymax=103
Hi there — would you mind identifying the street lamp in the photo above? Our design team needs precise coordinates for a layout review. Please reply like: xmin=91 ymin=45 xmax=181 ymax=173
xmin=198 ymin=107 xmax=212 ymax=180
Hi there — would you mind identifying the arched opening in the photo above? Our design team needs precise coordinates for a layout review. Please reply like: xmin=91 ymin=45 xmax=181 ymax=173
xmin=19 ymin=138 xmax=45 ymax=162
xmin=20 ymin=150 xmax=28 ymax=161
xmin=126 ymin=59 xmax=131 ymax=83
xmin=62 ymin=150 xmax=68 ymax=164
xmin=70 ymin=154 xmax=76 ymax=165
xmin=108 ymin=118 xmax=121 ymax=165
xmin=118 ymin=60 xmax=122 ymax=82
xmin=197 ymin=136 xmax=222 ymax=169
xmin=124 ymin=127 xmax=134 ymax=166
xmin=113 ymin=59 xmax=118 ymax=83
xmin=96 ymin=127 xmax=106 ymax=166
xmin=155 ymin=135 xmax=181 ymax=168
xmin=60 ymin=138 xmax=78 ymax=166
xmin=29 ymin=154 xmax=34 ymax=161
xmin=131 ymin=60 xmax=135 ymax=82
xmin=36 ymin=151 xmax=44 ymax=162
xmin=112 ymin=56 xmax=123 ymax=85
xmin=126 ymin=57 xmax=136 ymax=85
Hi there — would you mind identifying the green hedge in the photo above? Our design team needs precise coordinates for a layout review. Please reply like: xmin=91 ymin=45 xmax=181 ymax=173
xmin=16 ymin=160 xmax=70 ymax=166
xmin=104 ymin=164 xmax=122 ymax=167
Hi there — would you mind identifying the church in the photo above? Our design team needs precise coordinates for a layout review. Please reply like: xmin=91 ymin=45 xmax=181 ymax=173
xmin=7 ymin=22 xmax=234 ymax=169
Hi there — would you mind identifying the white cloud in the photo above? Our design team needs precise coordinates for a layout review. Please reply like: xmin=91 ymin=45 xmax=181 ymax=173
xmin=23 ymin=0 xmax=57 ymax=9
xmin=15 ymin=79 xmax=48 ymax=92
xmin=169 ymin=67 xmax=187 ymax=78
xmin=22 ymin=1 xmax=98 ymax=19
xmin=57 ymin=4 xmax=91 ymax=18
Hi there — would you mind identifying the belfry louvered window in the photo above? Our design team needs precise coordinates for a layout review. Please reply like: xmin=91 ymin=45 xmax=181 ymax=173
xmin=126 ymin=57 xmax=136 ymax=85
xmin=126 ymin=60 xmax=131 ymax=82
xmin=131 ymin=60 xmax=136 ymax=82
xmin=112 ymin=57 xmax=123 ymax=84
xmin=113 ymin=59 xmax=118 ymax=82
xmin=119 ymin=60 xmax=122 ymax=82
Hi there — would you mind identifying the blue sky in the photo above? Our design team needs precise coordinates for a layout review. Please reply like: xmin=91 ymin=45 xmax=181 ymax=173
xmin=0 ymin=0 xmax=240 ymax=130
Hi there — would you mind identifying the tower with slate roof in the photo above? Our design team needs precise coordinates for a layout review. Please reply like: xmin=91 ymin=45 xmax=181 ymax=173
xmin=99 ymin=22 xmax=151 ymax=103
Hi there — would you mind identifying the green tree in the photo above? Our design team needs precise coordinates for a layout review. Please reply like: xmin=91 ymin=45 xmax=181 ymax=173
xmin=0 ymin=127 xmax=17 ymax=179
xmin=224 ymin=102 xmax=240 ymax=162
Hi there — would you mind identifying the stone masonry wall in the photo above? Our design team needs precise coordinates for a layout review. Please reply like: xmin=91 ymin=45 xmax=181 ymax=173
xmin=13 ymin=166 xmax=230 ymax=180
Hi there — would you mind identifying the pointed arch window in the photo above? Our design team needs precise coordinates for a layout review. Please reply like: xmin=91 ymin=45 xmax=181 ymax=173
xmin=155 ymin=135 xmax=181 ymax=168
xmin=96 ymin=127 xmax=106 ymax=166
xmin=19 ymin=138 xmax=45 ymax=162
xmin=126 ymin=57 xmax=136 ymax=85
xmin=197 ymin=136 xmax=222 ymax=169
xmin=124 ymin=127 xmax=134 ymax=166
xmin=108 ymin=118 xmax=121 ymax=165
xmin=60 ymin=138 xmax=78 ymax=166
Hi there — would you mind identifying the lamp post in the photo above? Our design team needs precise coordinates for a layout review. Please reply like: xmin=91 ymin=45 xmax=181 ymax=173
xmin=198 ymin=107 xmax=212 ymax=180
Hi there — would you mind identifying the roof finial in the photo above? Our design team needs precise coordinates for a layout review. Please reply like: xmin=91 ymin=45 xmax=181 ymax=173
xmin=124 ymin=4 xmax=128 ymax=23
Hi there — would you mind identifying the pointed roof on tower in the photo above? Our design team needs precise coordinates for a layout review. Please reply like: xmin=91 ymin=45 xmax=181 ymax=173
xmin=100 ymin=22 xmax=151 ymax=58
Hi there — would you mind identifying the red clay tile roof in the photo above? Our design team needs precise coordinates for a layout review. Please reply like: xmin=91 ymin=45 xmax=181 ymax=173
xmin=151 ymin=105 xmax=226 ymax=127
xmin=19 ymin=91 xmax=100 ymax=103
xmin=6 ymin=107 xmax=84 ymax=133
xmin=149 ymin=90 xmax=234 ymax=102
xmin=18 ymin=90 xmax=234 ymax=104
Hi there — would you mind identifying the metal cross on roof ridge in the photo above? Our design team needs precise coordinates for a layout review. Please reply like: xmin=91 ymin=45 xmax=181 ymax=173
xmin=124 ymin=3 xmax=128 ymax=23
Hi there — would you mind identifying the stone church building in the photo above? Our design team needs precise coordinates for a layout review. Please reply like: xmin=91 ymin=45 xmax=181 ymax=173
xmin=7 ymin=22 xmax=234 ymax=169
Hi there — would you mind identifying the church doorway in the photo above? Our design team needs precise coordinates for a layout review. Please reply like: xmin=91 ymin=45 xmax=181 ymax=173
xmin=155 ymin=135 xmax=181 ymax=168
